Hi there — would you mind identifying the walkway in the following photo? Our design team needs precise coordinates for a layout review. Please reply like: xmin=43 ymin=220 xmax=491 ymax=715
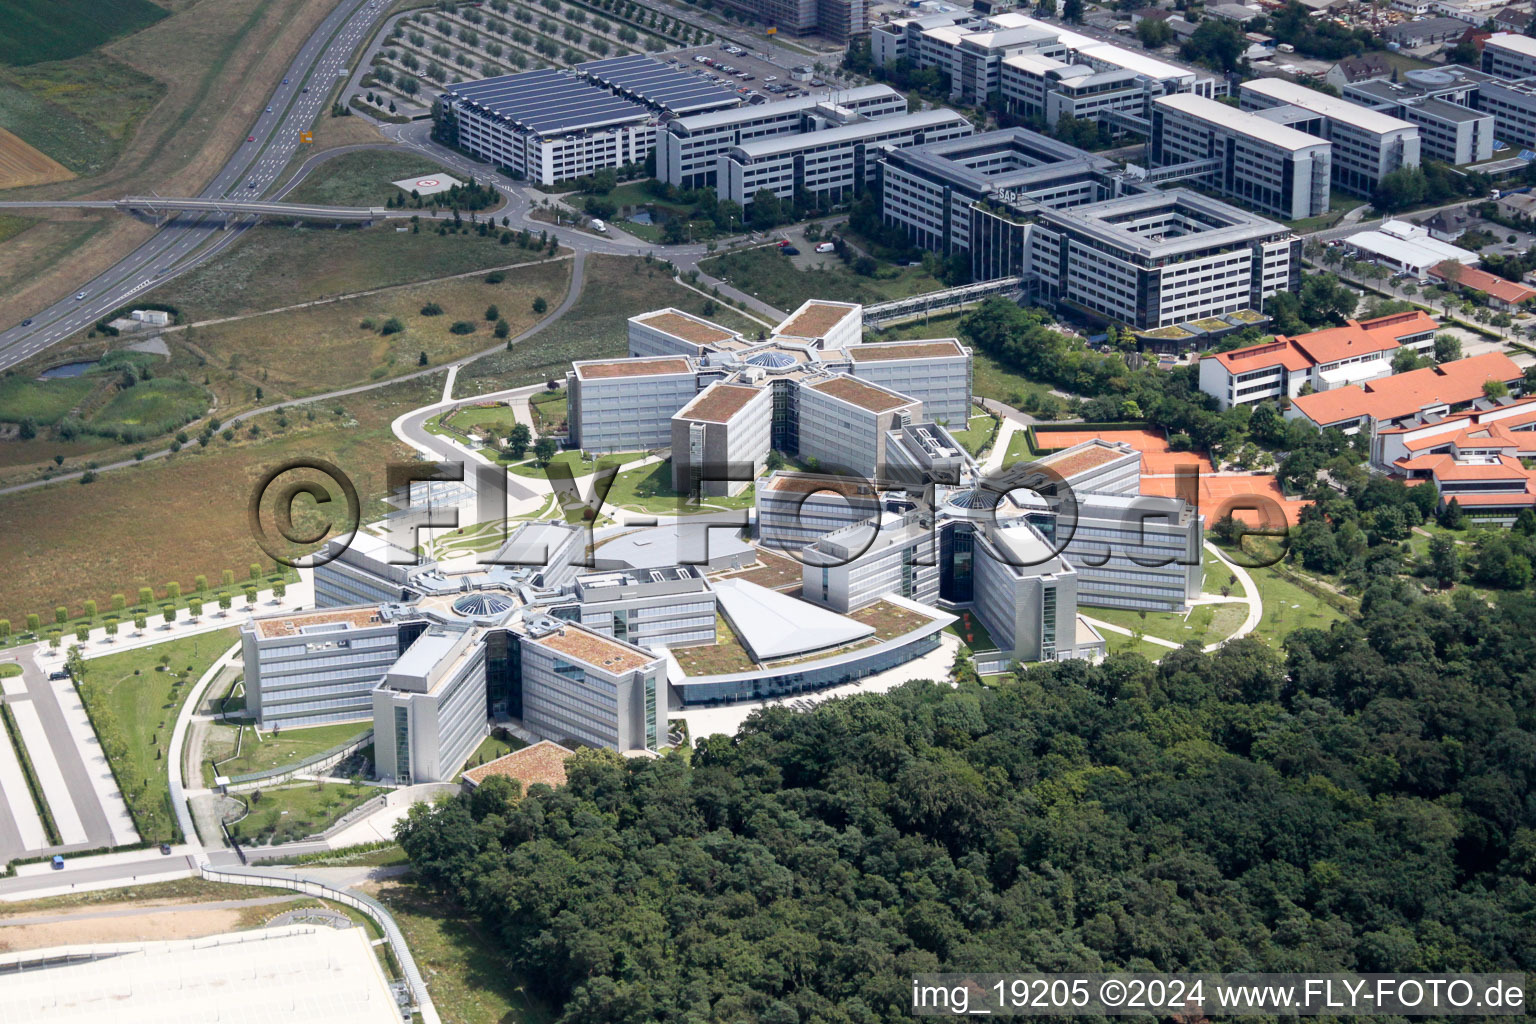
xmin=1079 ymin=542 xmax=1262 ymax=658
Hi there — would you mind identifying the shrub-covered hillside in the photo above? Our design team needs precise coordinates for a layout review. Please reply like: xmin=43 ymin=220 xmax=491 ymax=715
xmin=398 ymin=581 xmax=1536 ymax=1023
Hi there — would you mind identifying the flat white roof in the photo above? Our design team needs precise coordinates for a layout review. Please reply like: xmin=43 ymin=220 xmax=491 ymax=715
xmin=712 ymin=577 xmax=874 ymax=660
xmin=669 ymin=84 xmax=900 ymax=131
xmin=1002 ymin=52 xmax=1072 ymax=75
xmin=1243 ymin=78 xmax=1417 ymax=136
xmin=1485 ymin=31 xmax=1536 ymax=59
xmin=1155 ymin=92 xmax=1329 ymax=152
xmin=1345 ymin=228 xmax=1477 ymax=269
xmin=1077 ymin=41 xmax=1193 ymax=82
xmin=0 ymin=925 xmax=401 ymax=1024
xmin=732 ymin=109 xmax=970 ymax=159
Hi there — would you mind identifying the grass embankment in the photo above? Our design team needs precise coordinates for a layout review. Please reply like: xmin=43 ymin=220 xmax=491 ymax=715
xmin=948 ymin=413 xmax=998 ymax=457
xmin=454 ymin=254 xmax=760 ymax=396
xmin=698 ymin=245 xmax=946 ymax=311
xmin=77 ymin=629 xmax=239 ymax=844
xmin=232 ymin=781 xmax=375 ymax=846
xmin=0 ymin=374 xmax=440 ymax=630
xmin=212 ymin=720 xmax=371 ymax=779
xmin=372 ymin=880 xmax=555 ymax=1024
xmin=285 ymin=150 xmax=468 ymax=208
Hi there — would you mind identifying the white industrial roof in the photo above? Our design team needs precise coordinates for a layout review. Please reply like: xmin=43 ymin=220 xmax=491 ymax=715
xmin=1155 ymin=93 xmax=1329 ymax=151
xmin=1002 ymin=52 xmax=1073 ymax=75
xmin=0 ymin=925 xmax=401 ymax=1024
xmin=712 ymin=577 xmax=875 ymax=660
xmin=1243 ymin=78 xmax=1417 ymax=136
xmin=1345 ymin=228 xmax=1477 ymax=269
xmin=1077 ymin=41 xmax=1193 ymax=82
xmin=1485 ymin=31 xmax=1536 ymax=59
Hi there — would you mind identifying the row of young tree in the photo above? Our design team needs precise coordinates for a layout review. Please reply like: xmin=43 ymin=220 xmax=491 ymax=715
xmin=396 ymin=581 xmax=1536 ymax=1021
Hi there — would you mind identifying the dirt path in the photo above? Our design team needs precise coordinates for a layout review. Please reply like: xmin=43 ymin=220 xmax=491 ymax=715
xmin=0 ymin=894 xmax=301 ymax=952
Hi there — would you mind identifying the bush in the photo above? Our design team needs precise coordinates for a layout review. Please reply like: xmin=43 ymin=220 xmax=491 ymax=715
xmin=449 ymin=320 xmax=477 ymax=335
xmin=380 ymin=317 xmax=405 ymax=335
xmin=420 ymin=302 xmax=444 ymax=316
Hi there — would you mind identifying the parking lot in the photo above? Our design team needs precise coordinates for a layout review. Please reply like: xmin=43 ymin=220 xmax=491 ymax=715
xmin=658 ymin=42 xmax=853 ymax=105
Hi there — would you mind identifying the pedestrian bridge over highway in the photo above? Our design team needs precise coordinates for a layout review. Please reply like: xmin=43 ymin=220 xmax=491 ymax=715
xmin=0 ymin=197 xmax=389 ymax=222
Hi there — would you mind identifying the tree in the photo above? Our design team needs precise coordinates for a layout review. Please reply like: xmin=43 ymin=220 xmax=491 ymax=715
xmin=54 ymin=606 xmax=67 ymax=625
xmin=25 ymin=613 xmax=39 ymax=633
xmin=505 ymin=423 xmax=532 ymax=459
xmin=218 ymin=594 xmax=232 ymax=613
xmin=249 ymin=563 xmax=262 ymax=581
xmin=1373 ymin=167 xmax=1428 ymax=213
xmin=380 ymin=316 xmax=405 ymax=336
xmin=0 ymin=620 xmax=9 ymax=640
xmin=1062 ymin=0 xmax=1083 ymax=22
xmin=532 ymin=296 xmax=548 ymax=315
xmin=166 ymin=581 xmax=181 ymax=601
xmin=1392 ymin=347 xmax=1427 ymax=373
xmin=1137 ymin=17 xmax=1172 ymax=47
xmin=1433 ymin=333 xmax=1462 ymax=363
xmin=1438 ymin=495 xmax=1466 ymax=529
xmin=533 ymin=436 xmax=558 ymax=466
xmin=1299 ymin=273 xmax=1358 ymax=325
xmin=222 ymin=569 xmax=235 ymax=587
xmin=494 ymin=318 xmax=511 ymax=340
xmin=273 ymin=581 xmax=287 ymax=601
xmin=187 ymin=599 xmax=202 ymax=618
xmin=485 ymin=304 xmax=500 ymax=321
xmin=134 ymin=614 xmax=147 ymax=631
xmin=1483 ymin=378 xmax=1510 ymax=398
xmin=1181 ymin=18 xmax=1246 ymax=72
xmin=138 ymin=586 xmax=153 ymax=606
xmin=750 ymin=187 xmax=784 ymax=227
xmin=83 ymin=599 xmax=97 ymax=619
xmin=244 ymin=587 xmax=258 ymax=607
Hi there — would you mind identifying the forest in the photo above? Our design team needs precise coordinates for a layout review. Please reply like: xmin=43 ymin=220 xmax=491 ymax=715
xmin=397 ymin=587 xmax=1536 ymax=1023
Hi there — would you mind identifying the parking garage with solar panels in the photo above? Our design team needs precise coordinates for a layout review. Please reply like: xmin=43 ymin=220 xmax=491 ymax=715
xmin=576 ymin=54 xmax=744 ymax=116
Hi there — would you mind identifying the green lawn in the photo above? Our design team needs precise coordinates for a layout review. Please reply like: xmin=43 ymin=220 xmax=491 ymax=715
xmin=946 ymin=608 xmax=995 ymax=652
xmin=0 ymin=0 xmax=169 ymax=65
xmin=972 ymin=350 xmax=1058 ymax=409
xmin=1243 ymin=563 xmax=1349 ymax=646
xmin=1203 ymin=548 xmax=1246 ymax=600
xmin=697 ymin=245 xmax=947 ymax=312
xmin=597 ymin=458 xmax=755 ymax=515
xmin=455 ymin=254 xmax=761 ymax=396
xmin=0 ymin=664 xmax=21 ymax=678
xmin=0 ymin=375 xmax=96 ymax=426
xmin=286 ymin=150 xmax=468 ymax=208
xmin=529 ymin=390 xmax=566 ymax=435
xmin=1082 ymin=601 xmax=1247 ymax=648
xmin=233 ymin=781 xmax=375 ymax=846
xmin=948 ymin=413 xmax=998 ymax=457
xmin=373 ymin=881 xmax=555 ymax=1024
xmin=1102 ymin=631 xmax=1175 ymax=662
xmin=86 ymin=378 xmax=208 ymax=435
xmin=444 ymin=403 xmax=521 ymax=437
xmin=77 ymin=628 xmax=240 ymax=843
xmin=1003 ymin=427 xmax=1042 ymax=466
xmin=214 ymin=720 xmax=371 ymax=780
xmin=504 ymin=449 xmax=646 ymax=480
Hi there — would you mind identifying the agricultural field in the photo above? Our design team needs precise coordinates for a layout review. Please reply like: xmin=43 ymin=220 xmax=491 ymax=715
xmin=285 ymin=150 xmax=468 ymax=208
xmin=0 ymin=373 xmax=442 ymax=630
xmin=173 ymin=256 xmax=571 ymax=399
xmin=454 ymin=254 xmax=760 ymax=396
xmin=0 ymin=0 xmax=169 ymax=66
xmin=0 ymin=126 xmax=72 ymax=189
xmin=0 ymin=54 xmax=163 ymax=178
xmin=698 ymin=245 xmax=948 ymax=313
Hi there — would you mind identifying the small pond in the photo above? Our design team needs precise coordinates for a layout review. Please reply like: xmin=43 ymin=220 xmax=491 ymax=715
xmin=39 ymin=360 xmax=98 ymax=379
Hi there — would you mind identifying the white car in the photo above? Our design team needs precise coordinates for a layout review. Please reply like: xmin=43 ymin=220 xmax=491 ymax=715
xmin=75 ymin=292 xmax=86 ymax=300
xmin=815 ymin=241 xmax=835 ymax=253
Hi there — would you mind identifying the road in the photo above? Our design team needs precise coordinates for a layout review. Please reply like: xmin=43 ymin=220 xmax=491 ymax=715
xmin=0 ymin=0 xmax=392 ymax=373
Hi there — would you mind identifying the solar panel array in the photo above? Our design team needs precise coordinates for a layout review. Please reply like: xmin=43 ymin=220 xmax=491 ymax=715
xmin=577 ymin=54 xmax=743 ymax=115
xmin=449 ymin=68 xmax=650 ymax=135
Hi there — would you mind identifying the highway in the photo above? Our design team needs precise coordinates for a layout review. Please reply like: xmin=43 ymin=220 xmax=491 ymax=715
xmin=0 ymin=0 xmax=392 ymax=372
xmin=0 ymin=197 xmax=390 ymax=220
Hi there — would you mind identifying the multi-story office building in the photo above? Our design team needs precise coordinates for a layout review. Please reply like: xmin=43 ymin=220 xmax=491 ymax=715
xmin=878 ymin=128 xmax=1120 ymax=279
xmin=372 ymin=626 xmax=489 ymax=785
xmin=800 ymin=511 xmax=940 ymax=611
xmin=314 ymin=532 xmax=428 ymax=608
xmin=517 ymin=616 xmax=667 ymax=753
xmin=440 ymin=59 xmax=743 ymax=185
xmin=567 ymin=356 xmax=700 ymax=454
xmin=657 ymin=86 xmax=907 ymax=190
xmin=705 ymin=0 xmax=867 ymax=42
xmin=1341 ymin=66 xmax=1496 ymax=165
xmin=1028 ymin=189 xmax=1300 ymax=330
xmin=756 ymin=470 xmax=885 ymax=550
xmin=670 ymin=382 xmax=775 ymax=497
xmin=627 ymin=308 xmax=746 ymax=359
xmin=1239 ymin=78 xmax=1420 ymax=196
xmin=1047 ymin=492 xmax=1203 ymax=611
xmin=824 ymin=339 xmax=973 ymax=426
xmin=1466 ymin=76 xmax=1536 ymax=149
xmin=796 ymin=375 xmax=922 ymax=478
xmin=1151 ymin=93 xmax=1332 ymax=221
xmin=720 ymin=107 xmax=974 ymax=207
xmin=561 ymin=567 xmax=718 ymax=650
xmin=1482 ymin=32 xmax=1536 ymax=79
xmin=241 ymin=607 xmax=405 ymax=728
xmin=1198 ymin=310 xmax=1439 ymax=410
xmin=969 ymin=520 xmax=1082 ymax=662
